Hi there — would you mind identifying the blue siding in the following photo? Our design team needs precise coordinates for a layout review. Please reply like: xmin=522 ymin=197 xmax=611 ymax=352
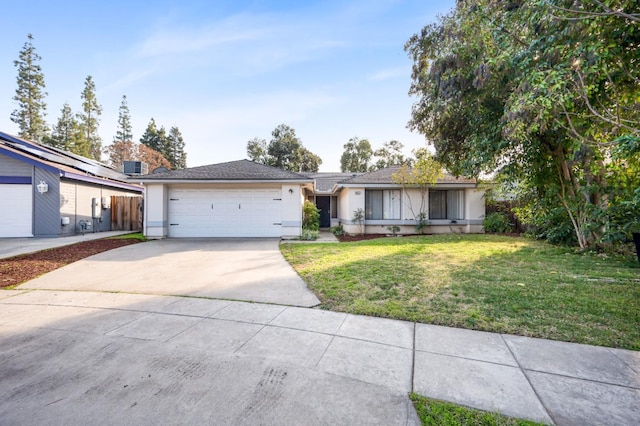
xmin=33 ymin=168 xmax=61 ymax=237
xmin=0 ymin=153 xmax=32 ymax=175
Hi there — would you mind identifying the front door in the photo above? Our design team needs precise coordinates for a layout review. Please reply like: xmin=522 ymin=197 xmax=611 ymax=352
xmin=316 ymin=196 xmax=331 ymax=228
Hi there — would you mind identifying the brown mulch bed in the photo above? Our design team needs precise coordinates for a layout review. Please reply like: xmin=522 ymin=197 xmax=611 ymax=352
xmin=337 ymin=234 xmax=390 ymax=242
xmin=0 ymin=239 xmax=142 ymax=289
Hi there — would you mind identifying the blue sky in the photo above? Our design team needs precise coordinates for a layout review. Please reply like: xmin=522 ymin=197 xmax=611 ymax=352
xmin=1 ymin=0 xmax=453 ymax=171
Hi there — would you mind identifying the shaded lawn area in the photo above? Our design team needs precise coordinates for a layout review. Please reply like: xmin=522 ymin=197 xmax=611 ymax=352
xmin=280 ymin=234 xmax=640 ymax=350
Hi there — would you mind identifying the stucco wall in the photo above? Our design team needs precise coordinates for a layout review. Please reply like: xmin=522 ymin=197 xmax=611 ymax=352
xmin=281 ymin=184 xmax=303 ymax=237
xmin=144 ymin=183 xmax=168 ymax=239
xmin=338 ymin=187 xmax=365 ymax=234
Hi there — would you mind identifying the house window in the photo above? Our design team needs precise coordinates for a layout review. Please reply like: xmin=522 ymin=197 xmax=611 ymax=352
xmin=331 ymin=196 xmax=338 ymax=219
xmin=365 ymin=190 xmax=401 ymax=220
xmin=429 ymin=190 xmax=464 ymax=220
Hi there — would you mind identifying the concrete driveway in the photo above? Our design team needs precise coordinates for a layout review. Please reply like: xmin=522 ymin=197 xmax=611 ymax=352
xmin=18 ymin=238 xmax=320 ymax=307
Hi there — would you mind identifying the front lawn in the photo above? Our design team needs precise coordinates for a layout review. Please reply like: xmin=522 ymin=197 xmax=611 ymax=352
xmin=280 ymin=234 xmax=640 ymax=350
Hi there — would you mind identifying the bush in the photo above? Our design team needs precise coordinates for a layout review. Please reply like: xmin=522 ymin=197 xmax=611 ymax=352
xmin=329 ymin=224 xmax=344 ymax=236
xmin=301 ymin=229 xmax=319 ymax=240
xmin=303 ymin=200 xmax=319 ymax=231
xmin=483 ymin=212 xmax=513 ymax=233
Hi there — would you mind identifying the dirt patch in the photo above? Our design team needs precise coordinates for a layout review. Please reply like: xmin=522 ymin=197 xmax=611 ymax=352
xmin=337 ymin=234 xmax=395 ymax=242
xmin=0 ymin=239 xmax=142 ymax=288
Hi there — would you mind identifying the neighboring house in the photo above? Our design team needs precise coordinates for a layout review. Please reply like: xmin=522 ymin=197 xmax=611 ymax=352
xmin=306 ymin=166 xmax=484 ymax=235
xmin=0 ymin=132 xmax=143 ymax=238
xmin=137 ymin=160 xmax=313 ymax=238
xmin=138 ymin=159 xmax=484 ymax=239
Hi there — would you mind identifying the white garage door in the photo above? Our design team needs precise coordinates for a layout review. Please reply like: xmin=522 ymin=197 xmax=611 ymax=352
xmin=168 ymin=188 xmax=282 ymax=237
xmin=0 ymin=184 xmax=33 ymax=237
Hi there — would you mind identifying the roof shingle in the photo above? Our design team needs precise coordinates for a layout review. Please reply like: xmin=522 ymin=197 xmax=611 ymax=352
xmin=137 ymin=159 xmax=312 ymax=181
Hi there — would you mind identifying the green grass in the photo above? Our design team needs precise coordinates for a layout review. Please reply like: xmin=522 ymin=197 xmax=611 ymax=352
xmin=410 ymin=394 xmax=543 ymax=426
xmin=281 ymin=234 xmax=640 ymax=350
xmin=108 ymin=232 xmax=147 ymax=241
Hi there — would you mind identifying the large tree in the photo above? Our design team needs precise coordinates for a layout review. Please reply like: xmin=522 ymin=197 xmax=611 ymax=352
xmin=11 ymin=34 xmax=48 ymax=142
xmin=340 ymin=137 xmax=373 ymax=172
xmin=373 ymin=140 xmax=405 ymax=170
xmin=114 ymin=95 xmax=133 ymax=143
xmin=45 ymin=102 xmax=82 ymax=151
xmin=140 ymin=118 xmax=166 ymax=153
xmin=78 ymin=75 xmax=102 ymax=160
xmin=246 ymin=137 xmax=271 ymax=165
xmin=246 ymin=124 xmax=322 ymax=172
xmin=165 ymin=126 xmax=187 ymax=169
xmin=405 ymin=0 xmax=640 ymax=248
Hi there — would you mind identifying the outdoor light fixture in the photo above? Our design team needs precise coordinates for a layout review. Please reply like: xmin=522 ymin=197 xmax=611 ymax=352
xmin=288 ymin=188 xmax=294 ymax=194
xmin=36 ymin=180 xmax=48 ymax=194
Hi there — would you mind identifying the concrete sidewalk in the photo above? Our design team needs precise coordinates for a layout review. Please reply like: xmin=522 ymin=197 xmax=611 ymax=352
xmin=1 ymin=290 xmax=638 ymax=425
xmin=0 ymin=231 xmax=136 ymax=259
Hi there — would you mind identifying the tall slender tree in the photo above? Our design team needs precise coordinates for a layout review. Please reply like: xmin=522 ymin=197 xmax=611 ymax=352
xmin=11 ymin=34 xmax=48 ymax=142
xmin=78 ymin=75 xmax=102 ymax=160
xmin=114 ymin=95 xmax=133 ymax=143
xmin=165 ymin=126 xmax=187 ymax=169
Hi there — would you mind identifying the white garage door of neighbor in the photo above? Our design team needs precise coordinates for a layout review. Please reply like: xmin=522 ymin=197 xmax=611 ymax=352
xmin=168 ymin=188 xmax=283 ymax=237
xmin=0 ymin=184 xmax=33 ymax=237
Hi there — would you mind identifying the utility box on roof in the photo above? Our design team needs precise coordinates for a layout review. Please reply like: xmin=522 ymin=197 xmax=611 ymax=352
xmin=123 ymin=161 xmax=148 ymax=175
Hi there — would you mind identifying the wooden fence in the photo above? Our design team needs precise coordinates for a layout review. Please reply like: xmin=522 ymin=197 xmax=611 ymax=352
xmin=110 ymin=196 xmax=143 ymax=231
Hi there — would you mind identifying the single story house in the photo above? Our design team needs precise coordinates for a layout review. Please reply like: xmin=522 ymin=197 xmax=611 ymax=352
xmin=0 ymin=132 xmax=143 ymax=238
xmin=137 ymin=160 xmax=314 ymax=238
xmin=309 ymin=166 xmax=484 ymax=235
xmin=138 ymin=160 xmax=484 ymax=239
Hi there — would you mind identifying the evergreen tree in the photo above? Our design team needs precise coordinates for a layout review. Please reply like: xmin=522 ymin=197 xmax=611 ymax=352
xmin=46 ymin=102 xmax=81 ymax=151
xmin=78 ymin=75 xmax=102 ymax=160
xmin=114 ymin=95 xmax=133 ymax=143
xmin=340 ymin=137 xmax=373 ymax=172
xmin=140 ymin=118 xmax=167 ymax=153
xmin=165 ymin=126 xmax=187 ymax=169
xmin=11 ymin=33 xmax=48 ymax=142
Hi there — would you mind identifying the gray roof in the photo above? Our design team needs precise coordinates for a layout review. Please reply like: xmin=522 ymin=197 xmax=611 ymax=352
xmin=340 ymin=166 xmax=477 ymax=185
xmin=137 ymin=159 xmax=312 ymax=181
xmin=305 ymin=172 xmax=362 ymax=192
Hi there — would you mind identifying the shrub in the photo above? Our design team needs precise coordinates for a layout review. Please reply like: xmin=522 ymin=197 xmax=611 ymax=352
xmin=301 ymin=229 xmax=319 ymax=240
xmin=329 ymin=224 xmax=344 ymax=236
xmin=303 ymin=200 xmax=320 ymax=231
xmin=415 ymin=212 xmax=429 ymax=234
xmin=387 ymin=225 xmax=401 ymax=236
xmin=352 ymin=208 xmax=365 ymax=235
xmin=483 ymin=212 xmax=513 ymax=233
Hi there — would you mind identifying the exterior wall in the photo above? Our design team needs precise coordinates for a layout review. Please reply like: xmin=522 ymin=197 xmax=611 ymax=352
xmin=60 ymin=178 xmax=142 ymax=236
xmin=339 ymin=185 xmax=485 ymax=235
xmin=33 ymin=168 xmax=61 ymax=237
xmin=144 ymin=183 xmax=168 ymax=239
xmin=0 ymin=153 xmax=32 ymax=175
xmin=281 ymin=184 xmax=303 ymax=237
xmin=144 ymin=182 xmax=305 ymax=239
xmin=338 ymin=187 xmax=365 ymax=235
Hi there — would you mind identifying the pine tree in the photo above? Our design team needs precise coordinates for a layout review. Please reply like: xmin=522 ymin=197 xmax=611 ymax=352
xmin=78 ymin=75 xmax=102 ymax=160
xmin=165 ymin=126 xmax=187 ymax=169
xmin=46 ymin=102 xmax=82 ymax=151
xmin=114 ymin=95 xmax=133 ymax=143
xmin=140 ymin=118 xmax=166 ymax=153
xmin=11 ymin=34 xmax=49 ymax=142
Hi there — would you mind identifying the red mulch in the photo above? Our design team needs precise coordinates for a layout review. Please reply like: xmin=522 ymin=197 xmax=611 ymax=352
xmin=0 ymin=239 xmax=141 ymax=288
xmin=337 ymin=234 xmax=396 ymax=242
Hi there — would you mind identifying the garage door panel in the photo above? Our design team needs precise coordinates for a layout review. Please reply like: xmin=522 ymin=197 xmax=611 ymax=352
xmin=0 ymin=184 xmax=33 ymax=237
xmin=168 ymin=188 xmax=282 ymax=237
